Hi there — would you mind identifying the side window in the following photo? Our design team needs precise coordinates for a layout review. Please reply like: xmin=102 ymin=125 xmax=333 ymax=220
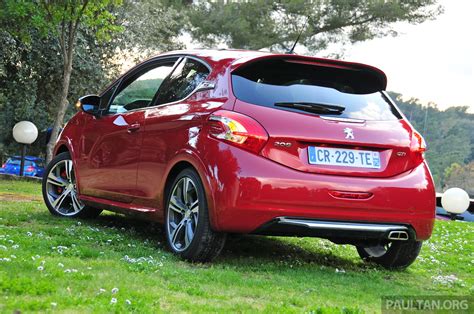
xmin=107 ymin=62 xmax=175 ymax=114
xmin=155 ymin=58 xmax=210 ymax=105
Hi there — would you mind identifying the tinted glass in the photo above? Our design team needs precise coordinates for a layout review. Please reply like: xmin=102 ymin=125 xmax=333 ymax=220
xmin=155 ymin=58 xmax=209 ymax=105
xmin=108 ymin=63 xmax=175 ymax=114
xmin=232 ymin=59 xmax=401 ymax=121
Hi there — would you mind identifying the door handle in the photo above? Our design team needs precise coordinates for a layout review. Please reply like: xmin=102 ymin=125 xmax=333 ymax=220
xmin=127 ymin=123 xmax=141 ymax=133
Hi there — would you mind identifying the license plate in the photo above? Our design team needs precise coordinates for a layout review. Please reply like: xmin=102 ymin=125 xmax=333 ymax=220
xmin=308 ymin=146 xmax=381 ymax=169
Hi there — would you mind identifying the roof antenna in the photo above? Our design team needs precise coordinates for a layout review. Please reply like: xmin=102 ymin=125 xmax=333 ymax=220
xmin=287 ymin=24 xmax=305 ymax=54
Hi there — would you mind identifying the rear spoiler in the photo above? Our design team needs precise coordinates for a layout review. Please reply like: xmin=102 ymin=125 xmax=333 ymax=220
xmin=230 ymin=54 xmax=387 ymax=93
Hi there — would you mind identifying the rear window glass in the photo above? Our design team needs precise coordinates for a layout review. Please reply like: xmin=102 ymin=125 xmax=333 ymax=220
xmin=232 ymin=59 xmax=401 ymax=121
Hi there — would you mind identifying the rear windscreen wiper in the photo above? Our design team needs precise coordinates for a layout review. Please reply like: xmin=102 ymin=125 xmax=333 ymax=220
xmin=274 ymin=102 xmax=345 ymax=114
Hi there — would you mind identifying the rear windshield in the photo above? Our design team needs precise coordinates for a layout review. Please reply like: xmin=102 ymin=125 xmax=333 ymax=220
xmin=231 ymin=59 xmax=401 ymax=121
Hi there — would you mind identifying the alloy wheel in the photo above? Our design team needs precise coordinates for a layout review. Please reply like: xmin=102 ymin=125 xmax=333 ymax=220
xmin=167 ymin=177 xmax=199 ymax=252
xmin=45 ymin=159 xmax=84 ymax=216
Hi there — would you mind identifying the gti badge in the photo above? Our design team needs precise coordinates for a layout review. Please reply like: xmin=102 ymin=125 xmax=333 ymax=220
xmin=344 ymin=128 xmax=354 ymax=140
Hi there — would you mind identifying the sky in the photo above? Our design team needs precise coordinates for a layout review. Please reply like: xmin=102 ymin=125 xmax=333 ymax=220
xmin=342 ymin=0 xmax=473 ymax=113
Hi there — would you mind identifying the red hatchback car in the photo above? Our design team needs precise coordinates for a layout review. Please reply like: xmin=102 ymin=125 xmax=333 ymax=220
xmin=42 ymin=50 xmax=435 ymax=269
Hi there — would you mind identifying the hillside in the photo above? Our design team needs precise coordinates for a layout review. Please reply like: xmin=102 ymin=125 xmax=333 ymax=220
xmin=389 ymin=92 xmax=474 ymax=193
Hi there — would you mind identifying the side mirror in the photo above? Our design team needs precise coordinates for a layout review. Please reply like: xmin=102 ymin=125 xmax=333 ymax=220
xmin=76 ymin=95 xmax=101 ymax=116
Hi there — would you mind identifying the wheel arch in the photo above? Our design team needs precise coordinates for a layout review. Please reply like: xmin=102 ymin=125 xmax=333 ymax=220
xmin=163 ymin=161 xmax=195 ymax=203
xmin=162 ymin=153 xmax=219 ymax=230
xmin=55 ymin=144 xmax=70 ymax=156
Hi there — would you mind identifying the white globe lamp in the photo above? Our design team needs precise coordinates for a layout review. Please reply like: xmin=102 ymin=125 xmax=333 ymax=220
xmin=13 ymin=121 xmax=38 ymax=144
xmin=12 ymin=121 xmax=38 ymax=176
xmin=441 ymin=187 xmax=470 ymax=219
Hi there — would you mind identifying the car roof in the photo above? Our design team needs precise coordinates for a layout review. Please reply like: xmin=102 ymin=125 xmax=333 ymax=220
xmin=10 ymin=156 xmax=44 ymax=161
xmin=159 ymin=49 xmax=271 ymax=64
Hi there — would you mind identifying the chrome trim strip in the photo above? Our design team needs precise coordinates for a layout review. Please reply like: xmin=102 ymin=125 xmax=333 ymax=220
xmin=278 ymin=217 xmax=408 ymax=233
xmin=319 ymin=116 xmax=365 ymax=123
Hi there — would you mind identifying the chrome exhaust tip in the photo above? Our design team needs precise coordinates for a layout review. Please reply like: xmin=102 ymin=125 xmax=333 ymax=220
xmin=387 ymin=230 xmax=409 ymax=241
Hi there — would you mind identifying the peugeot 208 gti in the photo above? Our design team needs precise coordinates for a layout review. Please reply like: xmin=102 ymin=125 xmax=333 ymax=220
xmin=42 ymin=50 xmax=435 ymax=269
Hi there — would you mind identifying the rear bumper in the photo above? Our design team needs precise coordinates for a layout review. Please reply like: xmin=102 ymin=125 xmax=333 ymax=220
xmin=205 ymin=144 xmax=436 ymax=240
xmin=254 ymin=217 xmax=414 ymax=244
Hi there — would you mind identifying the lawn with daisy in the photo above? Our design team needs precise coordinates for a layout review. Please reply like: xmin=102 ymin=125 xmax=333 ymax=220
xmin=0 ymin=179 xmax=473 ymax=313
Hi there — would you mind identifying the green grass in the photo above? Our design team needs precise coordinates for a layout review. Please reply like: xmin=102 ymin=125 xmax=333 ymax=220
xmin=0 ymin=179 xmax=473 ymax=313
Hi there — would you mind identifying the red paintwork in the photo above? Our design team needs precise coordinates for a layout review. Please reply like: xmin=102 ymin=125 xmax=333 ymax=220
xmin=77 ymin=110 xmax=146 ymax=203
xmin=54 ymin=49 xmax=435 ymax=241
xmin=235 ymin=99 xmax=424 ymax=178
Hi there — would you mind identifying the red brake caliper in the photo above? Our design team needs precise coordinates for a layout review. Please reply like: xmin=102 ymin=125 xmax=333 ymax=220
xmin=57 ymin=169 xmax=67 ymax=194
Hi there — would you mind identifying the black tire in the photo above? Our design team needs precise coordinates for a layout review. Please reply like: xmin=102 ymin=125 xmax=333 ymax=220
xmin=42 ymin=152 xmax=102 ymax=219
xmin=164 ymin=168 xmax=226 ymax=262
xmin=356 ymin=240 xmax=422 ymax=270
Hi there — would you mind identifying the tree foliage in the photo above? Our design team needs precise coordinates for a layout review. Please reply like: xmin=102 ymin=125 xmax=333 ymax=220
xmin=0 ymin=28 xmax=118 ymax=160
xmin=113 ymin=0 xmax=185 ymax=60
xmin=389 ymin=92 xmax=474 ymax=191
xmin=0 ymin=0 xmax=184 ymax=162
xmin=186 ymin=0 xmax=443 ymax=53
xmin=444 ymin=162 xmax=474 ymax=196
xmin=1 ymin=0 xmax=125 ymax=162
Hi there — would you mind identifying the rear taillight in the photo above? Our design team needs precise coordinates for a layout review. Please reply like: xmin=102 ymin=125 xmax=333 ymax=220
xmin=1 ymin=163 xmax=5 ymax=169
xmin=208 ymin=110 xmax=268 ymax=154
xmin=26 ymin=166 xmax=35 ymax=172
xmin=410 ymin=131 xmax=427 ymax=164
xmin=410 ymin=131 xmax=426 ymax=153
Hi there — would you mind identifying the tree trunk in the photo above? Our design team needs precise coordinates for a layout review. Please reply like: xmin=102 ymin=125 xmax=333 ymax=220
xmin=45 ymin=54 xmax=73 ymax=164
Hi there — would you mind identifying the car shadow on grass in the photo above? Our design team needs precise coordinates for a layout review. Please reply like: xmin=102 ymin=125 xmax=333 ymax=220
xmin=27 ymin=208 xmax=368 ymax=271
xmin=80 ymin=212 xmax=367 ymax=271
xmin=221 ymin=235 xmax=358 ymax=267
